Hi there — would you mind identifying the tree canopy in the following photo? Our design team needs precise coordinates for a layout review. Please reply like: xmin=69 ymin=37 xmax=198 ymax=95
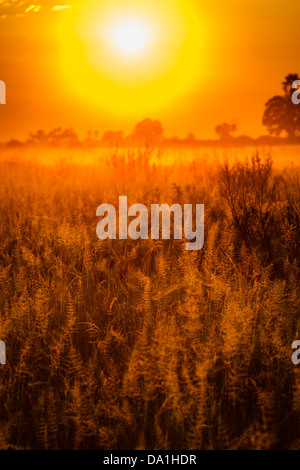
xmin=263 ymin=73 xmax=300 ymax=139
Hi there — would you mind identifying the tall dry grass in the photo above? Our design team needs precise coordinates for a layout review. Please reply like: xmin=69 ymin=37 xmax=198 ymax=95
xmin=0 ymin=148 xmax=299 ymax=449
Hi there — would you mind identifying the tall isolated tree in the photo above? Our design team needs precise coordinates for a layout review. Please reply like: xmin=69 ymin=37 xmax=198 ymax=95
xmin=262 ymin=73 xmax=300 ymax=139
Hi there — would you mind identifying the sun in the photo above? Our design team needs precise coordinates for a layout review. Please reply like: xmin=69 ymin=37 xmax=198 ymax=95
xmin=57 ymin=0 xmax=206 ymax=117
xmin=109 ymin=18 xmax=152 ymax=57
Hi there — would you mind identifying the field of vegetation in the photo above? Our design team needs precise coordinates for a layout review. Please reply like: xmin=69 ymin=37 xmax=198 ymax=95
xmin=0 ymin=147 xmax=299 ymax=449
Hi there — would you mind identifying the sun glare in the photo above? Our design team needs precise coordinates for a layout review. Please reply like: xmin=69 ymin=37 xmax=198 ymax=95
xmin=109 ymin=18 xmax=151 ymax=56
xmin=57 ymin=0 xmax=206 ymax=116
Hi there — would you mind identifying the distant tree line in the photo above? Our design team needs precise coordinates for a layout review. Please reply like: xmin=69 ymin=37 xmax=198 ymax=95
xmin=2 ymin=74 xmax=300 ymax=149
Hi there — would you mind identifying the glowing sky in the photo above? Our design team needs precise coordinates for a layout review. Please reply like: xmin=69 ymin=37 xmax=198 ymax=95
xmin=0 ymin=0 xmax=300 ymax=141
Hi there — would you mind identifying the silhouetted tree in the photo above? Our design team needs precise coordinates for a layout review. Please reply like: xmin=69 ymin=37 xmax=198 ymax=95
xmin=282 ymin=73 xmax=300 ymax=94
xmin=28 ymin=130 xmax=48 ymax=146
xmin=180 ymin=133 xmax=198 ymax=146
xmin=263 ymin=73 xmax=300 ymax=139
xmin=48 ymin=128 xmax=79 ymax=147
xmin=215 ymin=122 xmax=237 ymax=140
xmin=101 ymin=130 xmax=124 ymax=147
xmin=131 ymin=118 xmax=163 ymax=146
xmin=27 ymin=128 xmax=80 ymax=147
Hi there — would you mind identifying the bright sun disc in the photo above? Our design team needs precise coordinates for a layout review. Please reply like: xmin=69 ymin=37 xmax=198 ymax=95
xmin=57 ymin=0 xmax=206 ymax=117
xmin=110 ymin=19 xmax=151 ymax=56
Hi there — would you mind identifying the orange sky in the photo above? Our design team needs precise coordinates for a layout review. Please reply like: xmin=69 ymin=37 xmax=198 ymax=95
xmin=0 ymin=0 xmax=300 ymax=141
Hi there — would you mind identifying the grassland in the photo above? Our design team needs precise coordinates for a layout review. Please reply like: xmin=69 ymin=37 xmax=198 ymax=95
xmin=0 ymin=147 xmax=299 ymax=449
